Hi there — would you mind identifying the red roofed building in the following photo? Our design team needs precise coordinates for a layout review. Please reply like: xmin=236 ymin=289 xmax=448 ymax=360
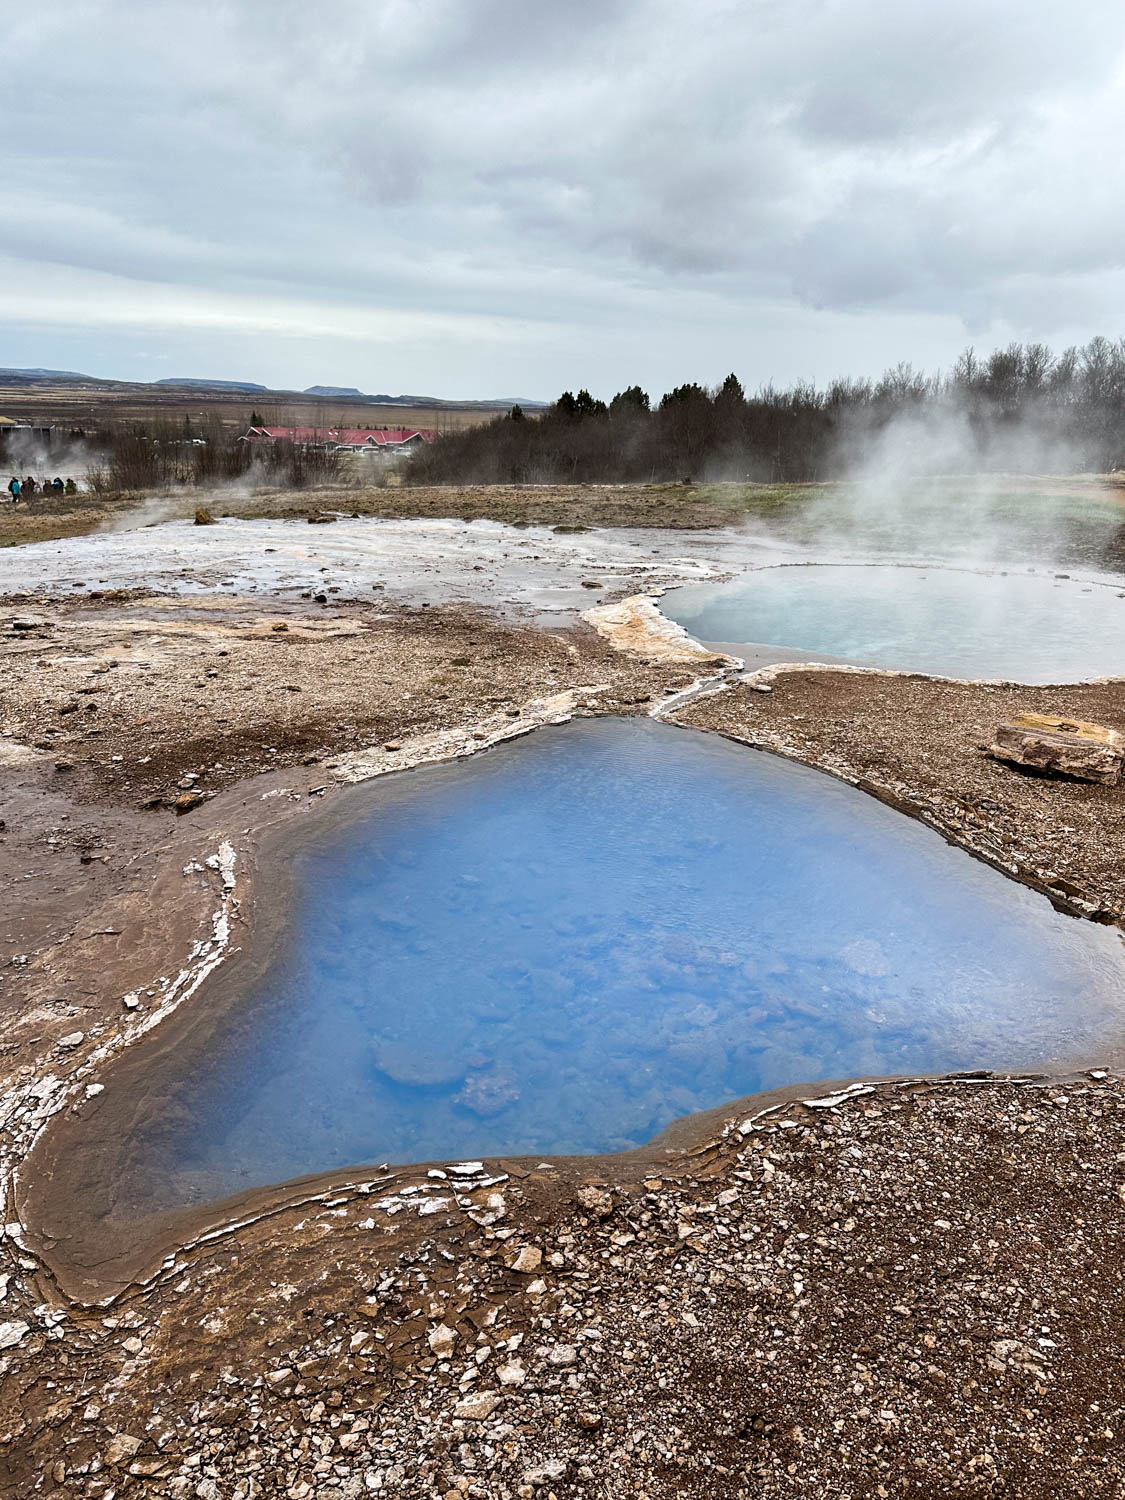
xmin=240 ymin=426 xmax=436 ymax=453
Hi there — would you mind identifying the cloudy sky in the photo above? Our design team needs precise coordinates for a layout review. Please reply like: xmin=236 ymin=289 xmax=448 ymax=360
xmin=4 ymin=0 xmax=1125 ymax=399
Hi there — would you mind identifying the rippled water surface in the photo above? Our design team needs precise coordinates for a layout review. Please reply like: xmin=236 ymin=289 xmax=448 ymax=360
xmin=663 ymin=564 xmax=1125 ymax=681
xmin=125 ymin=719 xmax=1125 ymax=1210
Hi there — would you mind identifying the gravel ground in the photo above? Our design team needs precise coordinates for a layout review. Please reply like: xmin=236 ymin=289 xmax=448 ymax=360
xmin=0 ymin=595 xmax=695 ymax=809
xmin=4 ymin=518 xmax=1125 ymax=1497
xmin=4 ymin=1073 xmax=1125 ymax=1498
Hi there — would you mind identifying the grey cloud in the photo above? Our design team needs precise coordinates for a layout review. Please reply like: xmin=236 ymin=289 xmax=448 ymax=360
xmin=3 ymin=0 xmax=1125 ymax=394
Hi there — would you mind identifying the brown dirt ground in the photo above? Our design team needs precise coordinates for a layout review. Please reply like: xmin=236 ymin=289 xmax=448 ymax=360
xmin=5 ymin=1073 xmax=1125 ymax=1498
xmin=5 ymin=593 xmax=1125 ymax=1497
xmin=0 ymin=595 xmax=691 ymax=811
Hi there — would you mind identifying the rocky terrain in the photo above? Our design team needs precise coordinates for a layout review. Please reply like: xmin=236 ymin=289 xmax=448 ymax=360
xmin=4 ymin=1072 xmax=1125 ymax=1498
xmin=2 ymin=513 xmax=1125 ymax=1497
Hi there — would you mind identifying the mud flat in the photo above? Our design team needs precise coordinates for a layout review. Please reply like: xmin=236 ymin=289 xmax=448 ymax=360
xmin=2 ymin=512 xmax=1125 ymax=1497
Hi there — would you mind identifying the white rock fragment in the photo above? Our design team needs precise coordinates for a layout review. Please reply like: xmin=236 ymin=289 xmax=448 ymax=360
xmin=427 ymin=1323 xmax=458 ymax=1358
xmin=57 ymin=1032 xmax=84 ymax=1050
xmin=523 ymin=1458 xmax=569 ymax=1485
xmin=508 ymin=1246 xmax=542 ymax=1273
xmin=0 ymin=1320 xmax=29 ymax=1349
xmin=497 ymin=1360 xmax=526 ymax=1387
xmin=105 ymin=1433 xmax=142 ymax=1465
xmin=417 ymin=1196 xmax=451 ymax=1216
xmin=84 ymin=1083 xmax=104 ymax=1099
xmin=454 ymin=1392 xmax=501 ymax=1420
xmin=803 ymin=1083 xmax=876 ymax=1109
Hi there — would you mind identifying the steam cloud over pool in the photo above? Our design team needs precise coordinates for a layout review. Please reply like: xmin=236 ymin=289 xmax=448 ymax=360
xmin=91 ymin=718 xmax=1125 ymax=1218
xmin=663 ymin=564 xmax=1125 ymax=682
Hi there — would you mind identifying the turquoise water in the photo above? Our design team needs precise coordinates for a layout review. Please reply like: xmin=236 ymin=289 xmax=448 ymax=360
xmin=127 ymin=719 xmax=1125 ymax=1210
xmin=663 ymin=565 xmax=1125 ymax=681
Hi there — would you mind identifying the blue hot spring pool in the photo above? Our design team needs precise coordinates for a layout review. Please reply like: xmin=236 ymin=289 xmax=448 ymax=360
xmin=662 ymin=564 xmax=1125 ymax=681
xmin=113 ymin=718 xmax=1125 ymax=1213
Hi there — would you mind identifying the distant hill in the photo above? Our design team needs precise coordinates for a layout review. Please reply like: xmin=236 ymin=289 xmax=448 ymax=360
xmin=0 ymin=367 xmax=92 ymax=381
xmin=0 ymin=366 xmax=547 ymax=409
xmin=371 ymin=393 xmax=548 ymax=408
xmin=156 ymin=378 xmax=269 ymax=393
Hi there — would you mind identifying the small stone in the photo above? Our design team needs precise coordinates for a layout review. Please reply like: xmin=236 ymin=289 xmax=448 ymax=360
xmin=575 ymin=1409 xmax=603 ymax=1431
xmin=497 ymin=1361 xmax=526 ymax=1387
xmin=173 ymin=790 xmax=205 ymax=814
xmin=383 ymin=741 xmax=402 ymax=752
xmin=576 ymin=1186 xmax=613 ymax=1218
xmin=265 ymin=1367 xmax=293 ymax=1388
xmin=57 ymin=1032 xmax=84 ymax=1050
xmin=272 ymin=622 xmax=289 ymax=632
xmin=547 ymin=1344 xmax=577 ymax=1367
xmin=454 ymin=1392 xmax=501 ymax=1421
xmin=0 ymin=1320 xmax=29 ymax=1349
xmin=508 ymin=1246 xmax=542 ymax=1274
xmin=52 ymin=1461 xmax=66 ymax=1483
xmin=105 ymin=1433 xmax=142 ymax=1465
xmin=428 ymin=1323 xmax=458 ymax=1358
xmin=522 ymin=1457 xmax=569 ymax=1485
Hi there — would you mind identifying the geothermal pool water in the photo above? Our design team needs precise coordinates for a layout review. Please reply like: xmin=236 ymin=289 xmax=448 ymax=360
xmin=116 ymin=719 xmax=1125 ymax=1214
xmin=663 ymin=564 xmax=1125 ymax=681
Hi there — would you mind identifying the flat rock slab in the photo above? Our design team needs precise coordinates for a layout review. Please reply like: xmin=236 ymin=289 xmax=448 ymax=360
xmin=991 ymin=713 xmax=1124 ymax=785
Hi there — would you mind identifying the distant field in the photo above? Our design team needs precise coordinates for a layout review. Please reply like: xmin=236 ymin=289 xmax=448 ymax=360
xmin=1 ymin=473 xmax=1122 ymax=553
xmin=0 ymin=382 xmax=507 ymax=433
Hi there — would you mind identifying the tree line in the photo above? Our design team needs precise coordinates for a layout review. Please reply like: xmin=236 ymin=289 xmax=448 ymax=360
xmin=404 ymin=337 xmax=1125 ymax=486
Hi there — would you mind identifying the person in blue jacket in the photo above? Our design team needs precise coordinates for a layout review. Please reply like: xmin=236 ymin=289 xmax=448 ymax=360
xmin=7 ymin=477 xmax=19 ymax=504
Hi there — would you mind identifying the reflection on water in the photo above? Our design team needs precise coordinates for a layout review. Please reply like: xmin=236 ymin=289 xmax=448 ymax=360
xmin=114 ymin=719 xmax=1125 ymax=1214
xmin=663 ymin=565 xmax=1125 ymax=681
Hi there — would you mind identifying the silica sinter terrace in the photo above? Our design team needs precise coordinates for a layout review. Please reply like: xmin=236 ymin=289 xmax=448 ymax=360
xmin=663 ymin=564 xmax=1125 ymax=681
xmin=98 ymin=718 xmax=1125 ymax=1216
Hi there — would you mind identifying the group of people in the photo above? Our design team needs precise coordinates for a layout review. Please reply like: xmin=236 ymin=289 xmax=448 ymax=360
xmin=6 ymin=475 xmax=77 ymax=503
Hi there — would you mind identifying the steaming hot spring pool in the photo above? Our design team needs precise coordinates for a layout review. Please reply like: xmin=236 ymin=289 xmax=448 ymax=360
xmin=662 ymin=563 xmax=1125 ymax=681
xmin=87 ymin=718 xmax=1125 ymax=1220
